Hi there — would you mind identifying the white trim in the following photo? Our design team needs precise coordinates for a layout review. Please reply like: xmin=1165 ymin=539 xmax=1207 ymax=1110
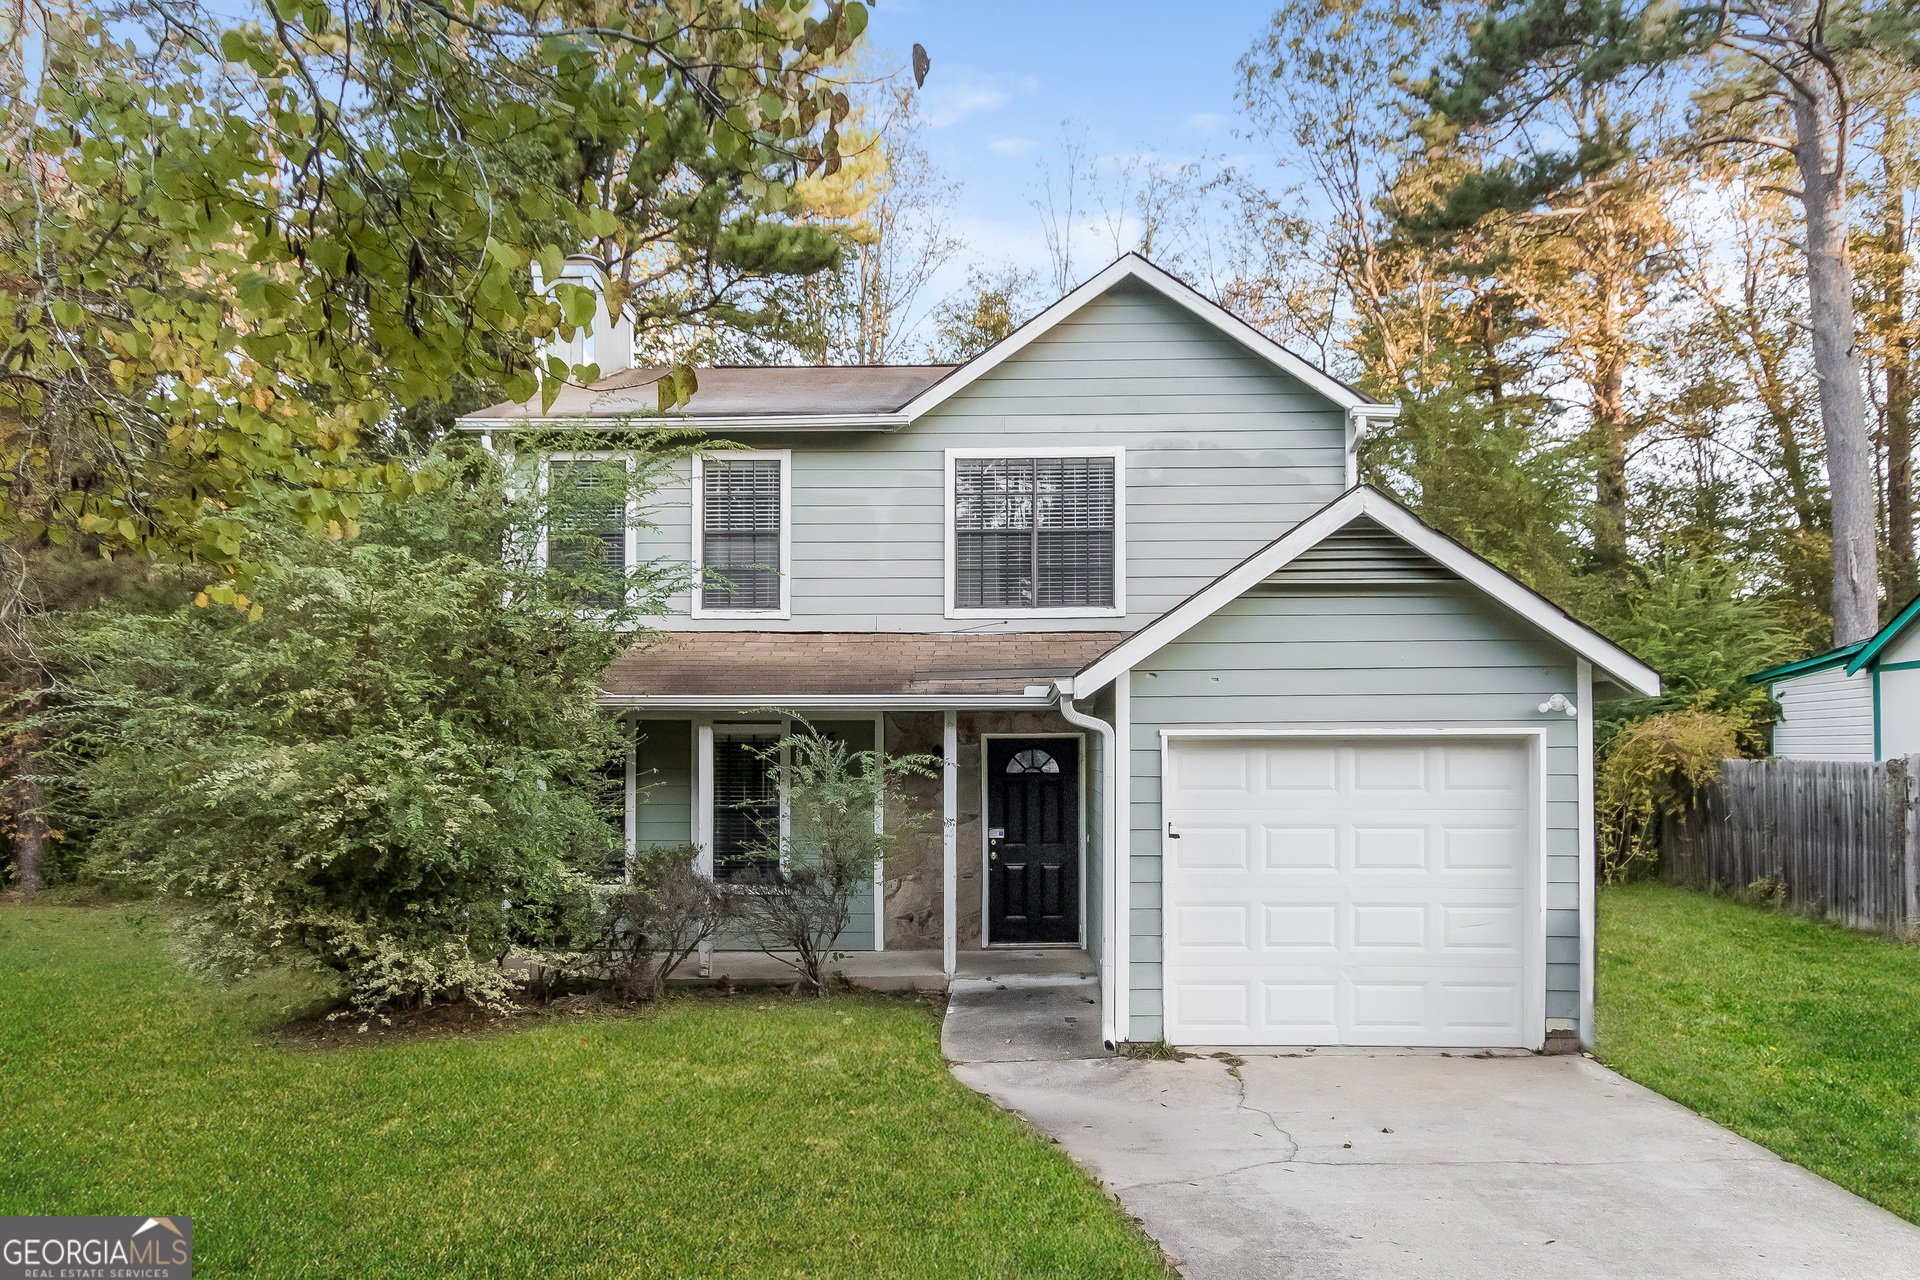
xmin=693 ymin=719 xmax=715 ymax=877
xmin=978 ymin=732 xmax=1089 ymax=949
xmin=1344 ymin=404 xmax=1403 ymax=488
xmin=1576 ymin=658 xmax=1597 ymax=1047
xmin=942 ymin=446 xmax=1127 ymax=620
xmin=457 ymin=412 xmax=910 ymax=433
xmin=1157 ymin=726 xmax=1549 ymax=1050
xmin=691 ymin=448 xmax=792 ymax=620
xmin=873 ymin=712 xmax=887 ymax=952
xmin=900 ymin=253 xmax=1377 ymax=421
xmin=539 ymin=451 xmax=640 ymax=608
xmin=1114 ymin=672 xmax=1132 ymax=1046
xmin=1071 ymin=488 xmax=1660 ymax=699
xmin=943 ymin=711 xmax=959 ymax=979
xmin=622 ymin=711 xmax=637 ymax=882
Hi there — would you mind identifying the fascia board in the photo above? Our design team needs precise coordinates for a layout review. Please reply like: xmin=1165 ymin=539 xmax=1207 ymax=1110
xmin=454 ymin=413 xmax=909 ymax=433
xmin=1847 ymin=596 xmax=1920 ymax=674
xmin=1073 ymin=487 xmax=1660 ymax=699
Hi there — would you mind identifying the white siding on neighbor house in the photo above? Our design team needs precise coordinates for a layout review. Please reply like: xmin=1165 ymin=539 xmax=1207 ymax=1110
xmin=1771 ymin=666 xmax=1875 ymax=761
xmin=1124 ymin=583 xmax=1583 ymax=1045
xmin=630 ymin=280 xmax=1348 ymax=633
xmin=1880 ymin=669 xmax=1920 ymax=759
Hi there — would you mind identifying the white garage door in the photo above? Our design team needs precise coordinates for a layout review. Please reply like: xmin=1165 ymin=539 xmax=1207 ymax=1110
xmin=1162 ymin=737 xmax=1535 ymax=1047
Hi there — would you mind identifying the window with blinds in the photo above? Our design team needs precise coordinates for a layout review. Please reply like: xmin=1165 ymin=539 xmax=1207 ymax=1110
xmin=547 ymin=459 xmax=627 ymax=610
xmin=712 ymin=734 xmax=779 ymax=883
xmin=954 ymin=456 xmax=1116 ymax=609
xmin=701 ymin=458 xmax=783 ymax=611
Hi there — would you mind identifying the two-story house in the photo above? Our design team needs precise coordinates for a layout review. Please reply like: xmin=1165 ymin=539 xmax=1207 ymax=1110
xmin=461 ymin=253 xmax=1659 ymax=1052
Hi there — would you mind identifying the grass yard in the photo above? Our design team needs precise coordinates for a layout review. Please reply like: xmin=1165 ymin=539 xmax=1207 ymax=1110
xmin=0 ymin=905 xmax=1168 ymax=1280
xmin=1599 ymin=881 xmax=1920 ymax=1223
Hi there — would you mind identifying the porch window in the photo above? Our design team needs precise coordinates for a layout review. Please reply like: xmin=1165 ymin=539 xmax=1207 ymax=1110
xmin=698 ymin=454 xmax=788 ymax=615
xmin=952 ymin=455 xmax=1117 ymax=611
xmin=546 ymin=459 xmax=627 ymax=609
xmin=712 ymin=733 xmax=779 ymax=882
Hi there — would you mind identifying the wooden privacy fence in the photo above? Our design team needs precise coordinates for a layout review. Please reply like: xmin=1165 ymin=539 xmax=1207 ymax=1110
xmin=1662 ymin=757 xmax=1920 ymax=936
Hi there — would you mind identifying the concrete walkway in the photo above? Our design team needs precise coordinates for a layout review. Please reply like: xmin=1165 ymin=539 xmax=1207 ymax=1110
xmin=944 ymin=999 xmax=1920 ymax=1278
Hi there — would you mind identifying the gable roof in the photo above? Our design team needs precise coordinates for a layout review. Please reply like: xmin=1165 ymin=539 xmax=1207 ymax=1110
xmin=898 ymin=252 xmax=1379 ymax=421
xmin=1065 ymin=486 xmax=1661 ymax=699
xmin=1847 ymin=594 xmax=1920 ymax=674
xmin=458 ymin=252 xmax=1378 ymax=433
xmin=1746 ymin=593 xmax=1920 ymax=684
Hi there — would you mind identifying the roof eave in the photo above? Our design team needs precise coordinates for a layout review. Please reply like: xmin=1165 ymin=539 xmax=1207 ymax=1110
xmin=596 ymin=691 xmax=1060 ymax=710
xmin=455 ymin=412 xmax=911 ymax=433
xmin=1751 ymin=641 xmax=1868 ymax=684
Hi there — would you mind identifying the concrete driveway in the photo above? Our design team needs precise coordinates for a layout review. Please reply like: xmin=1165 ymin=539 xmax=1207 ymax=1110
xmin=945 ymin=982 xmax=1920 ymax=1279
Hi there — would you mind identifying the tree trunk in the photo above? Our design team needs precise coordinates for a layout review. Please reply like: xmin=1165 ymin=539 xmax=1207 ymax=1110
xmin=1886 ymin=189 xmax=1916 ymax=609
xmin=1793 ymin=63 xmax=1879 ymax=644
xmin=9 ymin=738 xmax=47 ymax=894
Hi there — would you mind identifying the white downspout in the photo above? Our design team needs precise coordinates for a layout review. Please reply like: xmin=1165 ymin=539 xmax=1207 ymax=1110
xmin=1056 ymin=681 xmax=1119 ymax=1051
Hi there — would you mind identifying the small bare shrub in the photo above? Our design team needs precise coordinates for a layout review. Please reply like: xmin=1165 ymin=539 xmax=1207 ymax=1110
xmin=592 ymin=845 xmax=734 ymax=998
xmin=735 ymin=725 xmax=938 ymax=993
xmin=1746 ymin=876 xmax=1790 ymax=909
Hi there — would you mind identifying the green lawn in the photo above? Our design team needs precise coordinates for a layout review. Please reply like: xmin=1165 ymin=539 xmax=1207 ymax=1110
xmin=1599 ymin=881 xmax=1920 ymax=1223
xmin=0 ymin=906 xmax=1167 ymax=1279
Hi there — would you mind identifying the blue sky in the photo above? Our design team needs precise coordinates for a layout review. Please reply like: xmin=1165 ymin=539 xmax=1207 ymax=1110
xmin=861 ymin=1 xmax=1283 ymax=305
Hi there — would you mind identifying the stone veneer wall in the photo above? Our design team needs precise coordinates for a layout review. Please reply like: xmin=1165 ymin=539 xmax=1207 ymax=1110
xmin=879 ymin=708 xmax=1087 ymax=951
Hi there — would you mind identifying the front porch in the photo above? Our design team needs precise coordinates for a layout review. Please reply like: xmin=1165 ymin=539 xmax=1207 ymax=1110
xmin=600 ymin=627 xmax=1124 ymax=1036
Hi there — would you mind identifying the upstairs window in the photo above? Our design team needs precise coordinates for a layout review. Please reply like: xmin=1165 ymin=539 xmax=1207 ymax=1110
xmin=950 ymin=452 xmax=1121 ymax=614
xmin=546 ymin=458 xmax=628 ymax=610
xmin=695 ymin=452 xmax=789 ymax=616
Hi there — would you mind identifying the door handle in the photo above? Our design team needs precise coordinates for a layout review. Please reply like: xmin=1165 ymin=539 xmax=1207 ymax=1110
xmin=1166 ymin=822 xmax=1181 ymax=840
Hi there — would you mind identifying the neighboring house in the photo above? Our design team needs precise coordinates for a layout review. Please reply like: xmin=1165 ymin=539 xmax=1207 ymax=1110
xmin=459 ymin=253 xmax=1660 ymax=1051
xmin=1752 ymin=597 xmax=1920 ymax=761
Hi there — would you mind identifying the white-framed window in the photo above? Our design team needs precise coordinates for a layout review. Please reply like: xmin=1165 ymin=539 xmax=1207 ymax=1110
xmin=541 ymin=452 xmax=636 ymax=610
xmin=692 ymin=449 xmax=791 ymax=618
xmin=944 ymin=446 xmax=1125 ymax=619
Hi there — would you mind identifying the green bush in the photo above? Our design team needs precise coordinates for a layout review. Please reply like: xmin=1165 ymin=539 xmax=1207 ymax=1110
xmin=40 ymin=438 xmax=686 ymax=1014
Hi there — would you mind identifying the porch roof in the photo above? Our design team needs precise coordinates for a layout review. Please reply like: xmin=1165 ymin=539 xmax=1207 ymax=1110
xmin=600 ymin=630 xmax=1131 ymax=705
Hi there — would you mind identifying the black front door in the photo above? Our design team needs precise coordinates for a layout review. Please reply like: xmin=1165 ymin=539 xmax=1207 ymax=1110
xmin=986 ymin=737 xmax=1081 ymax=944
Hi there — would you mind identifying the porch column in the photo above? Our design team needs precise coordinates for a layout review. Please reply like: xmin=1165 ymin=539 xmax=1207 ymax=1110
xmin=943 ymin=709 xmax=958 ymax=979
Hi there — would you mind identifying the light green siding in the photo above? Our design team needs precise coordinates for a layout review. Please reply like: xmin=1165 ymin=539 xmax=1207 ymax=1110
xmin=633 ymin=279 xmax=1349 ymax=632
xmin=635 ymin=719 xmax=692 ymax=849
xmin=1125 ymin=583 xmax=1583 ymax=1043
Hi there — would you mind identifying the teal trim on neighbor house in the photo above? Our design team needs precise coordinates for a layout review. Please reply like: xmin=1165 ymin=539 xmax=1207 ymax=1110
xmin=1749 ymin=642 xmax=1868 ymax=685
xmin=1849 ymin=594 xmax=1920 ymax=675
xmin=1875 ymin=666 xmax=1883 ymax=759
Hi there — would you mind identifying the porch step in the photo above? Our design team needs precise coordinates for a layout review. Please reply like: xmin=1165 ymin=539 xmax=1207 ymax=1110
xmin=666 ymin=947 xmax=1096 ymax=992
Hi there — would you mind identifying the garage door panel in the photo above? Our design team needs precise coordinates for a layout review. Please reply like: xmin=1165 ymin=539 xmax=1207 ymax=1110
xmin=1350 ymin=904 xmax=1427 ymax=950
xmin=1258 ymin=744 xmax=1339 ymax=791
xmin=1443 ymin=823 xmax=1525 ymax=869
xmin=1263 ymin=824 xmax=1338 ymax=870
xmin=1352 ymin=824 xmax=1429 ymax=869
xmin=1351 ymin=745 xmax=1428 ymax=792
xmin=1165 ymin=737 xmax=1534 ymax=1047
xmin=1264 ymin=903 xmax=1338 ymax=950
xmin=1173 ymin=902 xmax=1250 ymax=949
xmin=1263 ymin=981 xmax=1339 ymax=1039
xmin=1442 ymin=902 xmax=1522 ymax=952
xmin=1175 ymin=824 xmax=1250 ymax=869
